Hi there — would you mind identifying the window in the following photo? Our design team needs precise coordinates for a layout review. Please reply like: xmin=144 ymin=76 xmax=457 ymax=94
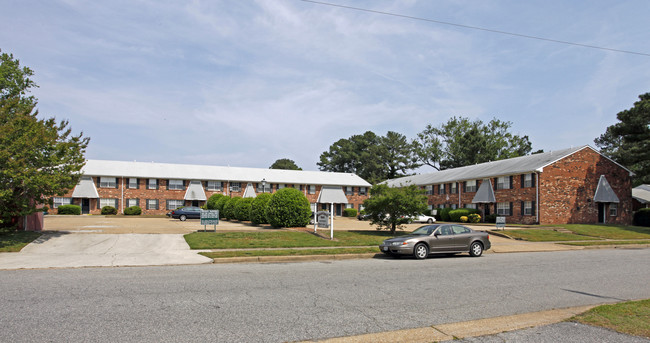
xmin=345 ymin=186 xmax=353 ymax=195
xmin=148 ymin=179 xmax=158 ymax=190
xmin=425 ymin=185 xmax=433 ymax=195
xmin=128 ymin=178 xmax=138 ymax=189
xmin=438 ymin=184 xmax=446 ymax=195
xmin=207 ymin=181 xmax=222 ymax=191
xmin=257 ymin=183 xmax=271 ymax=193
xmin=277 ymin=184 xmax=285 ymax=190
xmin=609 ymin=204 xmax=618 ymax=216
xmin=452 ymin=225 xmax=471 ymax=234
xmin=359 ymin=187 xmax=367 ymax=196
xmin=346 ymin=204 xmax=353 ymax=209
xmin=147 ymin=199 xmax=159 ymax=210
xmin=450 ymin=183 xmax=457 ymax=194
xmin=52 ymin=197 xmax=72 ymax=209
xmin=100 ymin=198 xmax=117 ymax=208
xmin=167 ymin=199 xmax=184 ymax=210
xmin=451 ymin=204 xmax=458 ymax=209
xmin=168 ymin=179 xmax=184 ymax=190
xmin=465 ymin=203 xmax=477 ymax=210
xmin=127 ymin=199 xmax=139 ymax=208
xmin=523 ymin=201 xmax=533 ymax=215
xmin=523 ymin=173 xmax=533 ymax=188
xmin=230 ymin=182 xmax=241 ymax=192
xmin=99 ymin=177 xmax=117 ymax=188
xmin=309 ymin=185 xmax=316 ymax=194
xmin=465 ymin=180 xmax=477 ymax=193
xmin=497 ymin=202 xmax=511 ymax=216
xmin=497 ymin=176 xmax=511 ymax=190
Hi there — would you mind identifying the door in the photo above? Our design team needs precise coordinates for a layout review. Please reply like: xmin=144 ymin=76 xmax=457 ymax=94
xmin=598 ymin=203 xmax=605 ymax=223
xmin=81 ymin=199 xmax=90 ymax=214
xmin=192 ymin=200 xmax=199 ymax=207
xmin=336 ymin=204 xmax=342 ymax=216
xmin=430 ymin=225 xmax=455 ymax=252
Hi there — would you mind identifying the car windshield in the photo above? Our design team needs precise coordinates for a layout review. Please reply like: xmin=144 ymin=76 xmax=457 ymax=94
xmin=411 ymin=225 xmax=438 ymax=235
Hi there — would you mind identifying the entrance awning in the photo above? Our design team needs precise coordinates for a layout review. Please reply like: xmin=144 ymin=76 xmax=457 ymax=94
xmin=594 ymin=175 xmax=619 ymax=203
xmin=184 ymin=181 xmax=207 ymax=201
xmin=71 ymin=176 xmax=99 ymax=198
xmin=242 ymin=183 xmax=257 ymax=198
xmin=317 ymin=186 xmax=348 ymax=204
xmin=472 ymin=179 xmax=496 ymax=203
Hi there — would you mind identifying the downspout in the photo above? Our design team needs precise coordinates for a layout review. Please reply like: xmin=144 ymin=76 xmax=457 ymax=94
xmin=535 ymin=171 xmax=540 ymax=224
xmin=121 ymin=177 xmax=124 ymax=214
xmin=458 ymin=182 xmax=462 ymax=208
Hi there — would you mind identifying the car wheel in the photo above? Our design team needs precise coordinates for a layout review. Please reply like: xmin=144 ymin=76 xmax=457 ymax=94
xmin=413 ymin=243 xmax=429 ymax=260
xmin=427 ymin=218 xmax=433 ymax=223
xmin=469 ymin=241 xmax=483 ymax=257
xmin=180 ymin=214 xmax=187 ymax=221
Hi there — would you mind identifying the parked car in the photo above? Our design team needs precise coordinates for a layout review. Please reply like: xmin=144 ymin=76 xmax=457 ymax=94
xmin=170 ymin=206 xmax=202 ymax=221
xmin=410 ymin=214 xmax=436 ymax=223
xmin=379 ymin=224 xmax=490 ymax=259
xmin=357 ymin=213 xmax=371 ymax=220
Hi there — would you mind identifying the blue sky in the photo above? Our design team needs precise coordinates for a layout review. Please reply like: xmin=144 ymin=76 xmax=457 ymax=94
xmin=2 ymin=0 xmax=649 ymax=172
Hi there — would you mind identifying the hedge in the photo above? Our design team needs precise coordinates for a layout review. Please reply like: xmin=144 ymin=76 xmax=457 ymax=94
xmin=343 ymin=208 xmax=358 ymax=217
xmin=485 ymin=214 xmax=497 ymax=223
xmin=235 ymin=197 xmax=254 ymax=221
xmin=124 ymin=206 xmax=142 ymax=215
xmin=250 ymin=193 xmax=272 ymax=225
xmin=101 ymin=206 xmax=117 ymax=215
xmin=207 ymin=193 xmax=225 ymax=210
xmin=57 ymin=205 xmax=81 ymax=215
xmin=265 ymin=188 xmax=311 ymax=228
xmin=634 ymin=208 xmax=650 ymax=227
xmin=436 ymin=208 xmax=452 ymax=221
xmin=222 ymin=197 xmax=241 ymax=220
xmin=448 ymin=208 xmax=480 ymax=222
xmin=215 ymin=196 xmax=230 ymax=218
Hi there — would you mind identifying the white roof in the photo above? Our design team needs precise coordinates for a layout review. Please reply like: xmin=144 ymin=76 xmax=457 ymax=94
xmin=81 ymin=160 xmax=371 ymax=187
xmin=633 ymin=185 xmax=650 ymax=204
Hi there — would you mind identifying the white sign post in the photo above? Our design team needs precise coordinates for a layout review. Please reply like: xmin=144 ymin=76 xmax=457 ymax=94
xmin=330 ymin=202 xmax=334 ymax=240
xmin=200 ymin=210 xmax=219 ymax=232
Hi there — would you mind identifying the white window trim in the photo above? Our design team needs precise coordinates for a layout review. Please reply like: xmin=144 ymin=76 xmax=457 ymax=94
xmin=497 ymin=202 xmax=510 ymax=216
xmin=168 ymin=179 xmax=184 ymax=190
xmin=148 ymin=179 xmax=158 ymax=190
xmin=609 ymin=204 xmax=618 ymax=217
xmin=128 ymin=178 xmax=138 ymax=189
xmin=100 ymin=177 xmax=117 ymax=188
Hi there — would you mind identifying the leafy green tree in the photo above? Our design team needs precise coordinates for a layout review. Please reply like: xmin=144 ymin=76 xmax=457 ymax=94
xmin=595 ymin=93 xmax=650 ymax=186
xmin=265 ymin=188 xmax=311 ymax=228
xmin=415 ymin=116 xmax=532 ymax=170
xmin=234 ymin=197 xmax=254 ymax=221
xmin=0 ymin=50 xmax=89 ymax=231
xmin=206 ymin=193 xmax=225 ymax=210
xmin=222 ymin=197 xmax=241 ymax=220
xmin=270 ymin=158 xmax=302 ymax=170
xmin=363 ymin=184 xmax=428 ymax=234
xmin=250 ymin=193 xmax=272 ymax=225
xmin=318 ymin=131 xmax=419 ymax=184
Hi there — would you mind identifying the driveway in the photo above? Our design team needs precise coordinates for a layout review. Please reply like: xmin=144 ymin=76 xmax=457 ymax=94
xmin=0 ymin=233 xmax=212 ymax=270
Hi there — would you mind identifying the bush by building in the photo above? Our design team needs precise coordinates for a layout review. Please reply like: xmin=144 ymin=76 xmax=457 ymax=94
xmin=633 ymin=208 xmax=650 ymax=227
xmin=250 ymin=193 xmax=272 ymax=225
xmin=485 ymin=214 xmax=497 ymax=223
xmin=265 ymin=188 xmax=311 ymax=228
xmin=124 ymin=206 xmax=142 ymax=215
xmin=468 ymin=213 xmax=481 ymax=223
xmin=222 ymin=197 xmax=241 ymax=220
xmin=57 ymin=204 xmax=81 ymax=215
xmin=207 ymin=193 xmax=225 ymax=210
xmin=436 ymin=208 xmax=452 ymax=221
xmin=101 ymin=206 xmax=117 ymax=215
xmin=343 ymin=208 xmax=357 ymax=217
xmin=235 ymin=197 xmax=254 ymax=221
xmin=448 ymin=208 xmax=480 ymax=222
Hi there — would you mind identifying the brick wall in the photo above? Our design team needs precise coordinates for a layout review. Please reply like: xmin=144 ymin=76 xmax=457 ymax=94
xmin=539 ymin=148 xmax=632 ymax=225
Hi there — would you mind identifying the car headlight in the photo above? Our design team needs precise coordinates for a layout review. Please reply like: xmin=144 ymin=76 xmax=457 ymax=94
xmin=391 ymin=241 xmax=406 ymax=246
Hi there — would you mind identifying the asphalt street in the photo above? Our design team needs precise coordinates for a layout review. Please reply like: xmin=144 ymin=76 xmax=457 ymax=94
xmin=1 ymin=248 xmax=649 ymax=343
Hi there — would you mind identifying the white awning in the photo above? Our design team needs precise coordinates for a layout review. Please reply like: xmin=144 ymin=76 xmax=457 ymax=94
xmin=71 ymin=176 xmax=99 ymax=198
xmin=472 ymin=179 xmax=496 ymax=203
xmin=594 ymin=175 xmax=619 ymax=203
xmin=317 ymin=186 xmax=348 ymax=204
xmin=184 ymin=181 xmax=207 ymax=201
xmin=242 ymin=183 xmax=257 ymax=198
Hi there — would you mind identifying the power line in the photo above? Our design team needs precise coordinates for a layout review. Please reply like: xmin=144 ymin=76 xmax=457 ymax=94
xmin=298 ymin=0 xmax=650 ymax=57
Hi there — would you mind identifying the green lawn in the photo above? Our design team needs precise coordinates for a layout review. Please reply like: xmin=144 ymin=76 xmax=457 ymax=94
xmin=184 ymin=230 xmax=408 ymax=250
xmin=571 ymin=299 xmax=650 ymax=339
xmin=200 ymin=247 xmax=379 ymax=259
xmin=559 ymin=224 xmax=650 ymax=240
xmin=561 ymin=240 xmax=650 ymax=246
xmin=0 ymin=231 xmax=42 ymax=252
xmin=503 ymin=229 xmax=602 ymax=242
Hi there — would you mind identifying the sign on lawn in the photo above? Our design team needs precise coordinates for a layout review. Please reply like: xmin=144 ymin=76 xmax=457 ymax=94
xmin=200 ymin=210 xmax=219 ymax=226
xmin=317 ymin=211 xmax=329 ymax=228
xmin=496 ymin=216 xmax=506 ymax=230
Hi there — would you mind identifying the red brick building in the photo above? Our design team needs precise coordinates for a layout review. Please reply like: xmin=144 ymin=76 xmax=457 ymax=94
xmin=384 ymin=146 xmax=633 ymax=225
xmin=51 ymin=160 xmax=371 ymax=216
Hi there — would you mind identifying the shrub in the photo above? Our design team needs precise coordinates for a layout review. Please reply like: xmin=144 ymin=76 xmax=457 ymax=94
xmin=222 ymin=197 xmax=241 ymax=220
xmin=235 ymin=197 xmax=254 ymax=221
xmin=468 ymin=213 xmax=481 ymax=223
xmin=265 ymin=188 xmax=311 ymax=228
xmin=101 ymin=206 xmax=117 ymax=215
xmin=438 ymin=208 xmax=452 ymax=221
xmin=460 ymin=216 xmax=468 ymax=223
xmin=634 ymin=208 xmax=650 ymax=227
xmin=207 ymin=193 xmax=225 ymax=210
xmin=449 ymin=208 xmax=481 ymax=222
xmin=250 ymin=193 xmax=272 ymax=225
xmin=57 ymin=204 xmax=81 ymax=215
xmin=124 ymin=206 xmax=142 ymax=215
xmin=485 ymin=214 xmax=497 ymax=223
xmin=215 ymin=196 xmax=230 ymax=218
xmin=343 ymin=208 xmax=358 ymax=217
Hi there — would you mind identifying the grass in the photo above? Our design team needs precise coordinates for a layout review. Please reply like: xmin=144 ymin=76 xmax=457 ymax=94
xmin=200 ymin=247 xmax=379 ymax=258
xmin=0 ymin=231 xmax=42 ymax=252
xmin=558 ymin=224 xmax=650 ymax=240
xmin=503 ymin=229 xmax=602 ymax=242
xmin=184 ymin=230 xmax=409 ymax=249
xmin=561 ymin=240 xmax=650 ymax=246
xmin=571 ymin=299 xmax=650 ymax=338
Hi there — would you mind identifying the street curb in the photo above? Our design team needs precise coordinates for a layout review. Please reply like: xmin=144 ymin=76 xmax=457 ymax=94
xmin=299 ymin=304 xmax=598 ymax=343
xmin=211 ymin=253 xmax=381 ymax=264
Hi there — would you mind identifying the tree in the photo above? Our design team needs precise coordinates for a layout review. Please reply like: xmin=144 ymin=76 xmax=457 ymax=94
xmin=0 ymin=50 xmax=89 ymax=231
xmin=265 ymin=188 xmax=311 ymax=228
xmin=362 ymin=184 xmax=428 ymax=234
xmin=415 ymin=116 xmax=533 ymax=170
xmin=270 ymin=158 xmax=302 ymax=170
xmin=318 ymin=131 xmax=420 ymax=184
xmin=595 ymin=93 xmax=650 ymax=186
